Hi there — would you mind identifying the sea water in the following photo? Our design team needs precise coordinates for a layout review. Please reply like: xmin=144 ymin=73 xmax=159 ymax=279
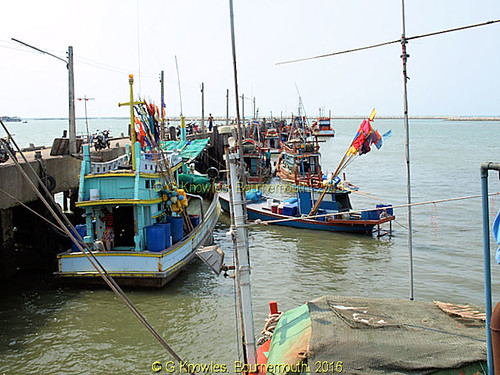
xmin=1 ymin=117 xmax=499 ymax=374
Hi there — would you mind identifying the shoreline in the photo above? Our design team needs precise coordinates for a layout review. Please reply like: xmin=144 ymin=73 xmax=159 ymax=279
xmin=16 ymin=115 xmax=500 ymax=122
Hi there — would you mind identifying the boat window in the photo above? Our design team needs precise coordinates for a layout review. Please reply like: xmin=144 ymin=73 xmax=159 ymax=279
xmin=335 ymin=194 xmax=352 ymax=212
xmin=146 ymin=180 xmax=150 ymax=188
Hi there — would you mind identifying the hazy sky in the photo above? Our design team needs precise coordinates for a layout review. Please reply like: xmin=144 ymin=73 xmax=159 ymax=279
xmin=1 ymin=0 xmax=499 ymax=118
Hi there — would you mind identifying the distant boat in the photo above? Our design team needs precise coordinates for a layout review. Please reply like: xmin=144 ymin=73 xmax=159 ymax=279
xmin=311 ymin=117 xmax=335 ymax=137
xmin=275 ymin=138 xmax=324 ymax=187
xmin=240 ymin=139 xmax=272 ymax=183
xmin=0 ymin=116 xmax=22 ymax=122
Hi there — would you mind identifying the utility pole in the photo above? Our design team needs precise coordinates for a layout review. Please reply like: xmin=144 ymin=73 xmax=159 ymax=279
xmin=12 ymin=39 xmax=77 ymax=154
xmin=160 ymin=71 xmax=165 ymax=140
xmin=226 ymin=89 xmax=229 ymax=126
xmin=68 ymin=46 xmax=76 ymax=154
xmin=201 ymin=82 xmax=205 ymax=133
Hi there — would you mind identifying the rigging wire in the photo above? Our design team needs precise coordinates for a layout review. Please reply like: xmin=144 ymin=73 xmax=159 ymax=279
xmin=276 ymin=19 xmax=500 ymax=65
xmin=0 ymin=120 xmax=196 ymax=375
xmin=240 ymin=191 xmax=500 ymax=227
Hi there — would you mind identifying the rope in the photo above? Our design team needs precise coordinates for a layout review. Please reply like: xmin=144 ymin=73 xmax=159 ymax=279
xmin=241 ymin=191 xmax=500 ymax=227
xmin=276 ymin=19 xmax=500 ymax=65
xmin=256 ymin=311 xmax=283 ymax=346
xmin=0 ymin=120 xmax=196 ymax=374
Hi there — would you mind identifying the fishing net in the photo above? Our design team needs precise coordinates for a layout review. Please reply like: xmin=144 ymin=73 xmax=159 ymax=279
xmin=307 ymin=296 xmax=486 ymax=374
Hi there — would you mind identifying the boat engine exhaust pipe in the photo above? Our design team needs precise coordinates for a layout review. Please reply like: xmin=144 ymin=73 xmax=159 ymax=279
xmin=481 ymin=161 xmax=500 ymax=375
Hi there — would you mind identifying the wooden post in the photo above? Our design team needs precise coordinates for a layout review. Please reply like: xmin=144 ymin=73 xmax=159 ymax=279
xmin=68 ymin=46 xmax=76 ymax=154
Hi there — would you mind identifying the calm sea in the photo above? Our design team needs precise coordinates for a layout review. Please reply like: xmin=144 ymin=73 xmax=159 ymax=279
xmin=1 ymin=117 xmax=499 ymax=374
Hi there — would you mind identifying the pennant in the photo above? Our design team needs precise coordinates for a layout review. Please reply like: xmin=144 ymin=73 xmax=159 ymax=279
xmin=382 ymin=130 xmax=392 ymax=140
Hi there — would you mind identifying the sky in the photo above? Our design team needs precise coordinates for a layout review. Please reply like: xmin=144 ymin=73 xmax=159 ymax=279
xmin=1 ymin=0 xmax=499 ymax=119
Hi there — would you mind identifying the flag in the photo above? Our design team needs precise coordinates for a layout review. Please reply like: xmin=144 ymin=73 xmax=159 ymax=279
xmin=382 ymin=130 xmax=392 ymax=140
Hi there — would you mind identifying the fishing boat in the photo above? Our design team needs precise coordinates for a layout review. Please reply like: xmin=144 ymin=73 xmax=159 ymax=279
xmin=263 ymin=127 xmax=280 ymax=154
xmin=253 ymin=297 xmax=487 ymax=375
xmin=311 ymin=117 xmax=335 ymax=137
xmin=275 ymin=137 xmax=323 ymax=187
xmin=54 ymin=76 xmax=220 ymax=288
xmin=240 ymin=139 xmax=272 ymax=183
xmin=219 ymin=184 xmax=394 ymax=235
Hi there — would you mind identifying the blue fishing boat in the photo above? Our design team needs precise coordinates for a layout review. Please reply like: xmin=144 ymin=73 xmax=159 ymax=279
xmin=219 ymin=185 xmax=394 ymax=235
xmin=54 ymin=75 xmax=220 ymax=287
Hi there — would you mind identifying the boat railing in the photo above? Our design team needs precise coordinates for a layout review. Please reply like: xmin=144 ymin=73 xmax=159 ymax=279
xmin=90 ymin=154 xmax=129 ymax=174
xmin=139 ymin=158 xmax=165 ymax=174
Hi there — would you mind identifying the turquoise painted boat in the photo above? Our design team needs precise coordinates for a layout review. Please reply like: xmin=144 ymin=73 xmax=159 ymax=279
xmin=254 ymin=296 xmax=487 ymax=374
xmin=54 ymin=142 xmax=220 ymax=287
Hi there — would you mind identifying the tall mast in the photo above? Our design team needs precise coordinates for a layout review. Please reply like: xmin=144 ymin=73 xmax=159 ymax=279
xmin=400 ymin=0 xmax=414 ymax=301
xmin=228 ymin=0 xmax=257 ymax=366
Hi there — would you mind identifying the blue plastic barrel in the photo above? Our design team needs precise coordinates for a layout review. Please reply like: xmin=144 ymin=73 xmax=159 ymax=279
xmin=155 ymin=223 xmax=172 ymax=249
xmin=146 ymin=225 xmax=166 ymax=252
xmin=189 ymin=214 xmax=200 ymax=228
xmin=71 ymin=224 xmax=87 ymax=252
xmin=168 ymin=217 xmax=184 ymax=244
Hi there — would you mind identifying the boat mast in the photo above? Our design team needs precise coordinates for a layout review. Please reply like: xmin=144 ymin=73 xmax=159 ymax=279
xmin=400 ymin=0 xmax=414 ymax=301
xmin=228 ymin=0 xmax=257 ymax=366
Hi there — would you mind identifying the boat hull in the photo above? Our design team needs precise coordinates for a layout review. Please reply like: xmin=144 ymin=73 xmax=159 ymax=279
xmin=54 ymin=194 xmax=221 ymax=287
xmin=219 ymin=193 xmax=392 ymax=234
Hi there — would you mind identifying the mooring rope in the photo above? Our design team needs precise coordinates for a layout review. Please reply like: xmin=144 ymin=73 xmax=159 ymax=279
xmin=0 ymin=121 xmax=196 ymax=374
xmin=241 ymin=191 xmax=500 ymax=227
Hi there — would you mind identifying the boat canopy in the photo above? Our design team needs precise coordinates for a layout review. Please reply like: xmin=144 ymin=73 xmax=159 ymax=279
xmin=160 ymin=139 xmax=209 ymax=162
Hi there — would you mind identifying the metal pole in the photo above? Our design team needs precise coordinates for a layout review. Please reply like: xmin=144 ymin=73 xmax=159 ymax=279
xmin=68 ymin=46 xmax=76 ymax=154
xmin=241 ymin=94 xmax=245 ymax=128
xmin=84 ymin=96 xmax=89 ymax=141
xmin=401 ymin=0 xmax=414 ymax=301
xmin=160 ymin=71 xmax=165 ymax=140
xmin=226 ymin=89 xmax=229 ymax=127
xmin=175 ymin=56 xmax=183 ymax=116
xmin=228 ymin=150 xmax=256 ymax=366
xmin=201 ymin=82 xmax=205 ymax=133
xmin=228 ymin=0 xmax=244 ymax=163
xmin=481 ymin=162 xmax=500 ymax=375
xmin=228 ymin=0 xmax=256 ymax=366
xmin=128 ymin=74 xmax=137 ymax=171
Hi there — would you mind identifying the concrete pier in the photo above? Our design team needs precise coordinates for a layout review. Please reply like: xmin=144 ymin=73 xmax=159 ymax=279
xmin=0 ymin=139 xmax=128 ymax=279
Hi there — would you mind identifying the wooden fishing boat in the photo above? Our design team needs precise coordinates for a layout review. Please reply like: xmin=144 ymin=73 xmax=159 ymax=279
xmin=219 ymin=186 xmax=394 ymax=235
xmin=262 ymin=128 xmax=280 ymax=154
xmin=54 ymin=77 xmax=220 ymax=288
xmin=253 ymin=297 xmax=487 ymax=374
xmin=241 ymin=139 xmax=272 ymax=183
xmin=54 ymin=142 xmax=220 ymax=287
xmin=311 ymin=117 xmax=335 ymax=137
xmin=275 ymin=138 xmax=323 ymax=187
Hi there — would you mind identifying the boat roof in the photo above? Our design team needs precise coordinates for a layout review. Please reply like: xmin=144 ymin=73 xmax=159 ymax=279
xmin=160 ymin=139 xmax=209 ymax=162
